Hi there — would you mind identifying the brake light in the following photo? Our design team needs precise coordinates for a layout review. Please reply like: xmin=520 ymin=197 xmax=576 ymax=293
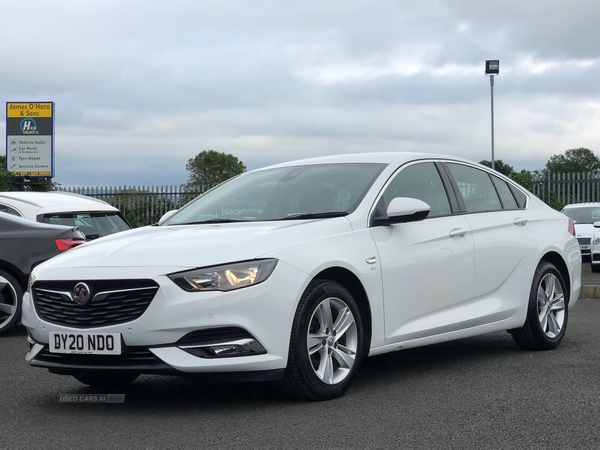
xmin=55 ymin=238 xmax=85 ymax=252
xmin=568 ymin=218 xmax=576 ymax=236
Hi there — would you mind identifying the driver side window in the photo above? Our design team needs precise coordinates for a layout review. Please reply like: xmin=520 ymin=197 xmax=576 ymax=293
xmin=383 ymin=162 xmax=451 ymax=218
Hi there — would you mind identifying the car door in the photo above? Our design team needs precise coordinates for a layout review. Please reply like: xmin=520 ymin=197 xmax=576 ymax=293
xmin=443 ymin=162 xmax=537 ymax=325
xmin=370 ymin=161 xmax=477 ymax=344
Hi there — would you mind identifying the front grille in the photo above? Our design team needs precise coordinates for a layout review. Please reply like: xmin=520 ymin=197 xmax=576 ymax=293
xmin=578 ymin=238 xmax=591 ymax=245
xmin=33 ymin=279 xmax=159 ymax=328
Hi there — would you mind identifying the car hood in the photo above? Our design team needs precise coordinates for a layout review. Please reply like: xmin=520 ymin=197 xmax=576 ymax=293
xmin=37 ymin=218 xmax=353 ymax=270
xmin=574 ymin=223 xmax=599 ymax=239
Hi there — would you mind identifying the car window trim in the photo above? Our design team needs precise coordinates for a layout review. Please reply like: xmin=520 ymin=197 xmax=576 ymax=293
xmin=368 ymin=160 xmax=460 ymax=227
xmin=440 ymin=161 xmax=529 ymax=213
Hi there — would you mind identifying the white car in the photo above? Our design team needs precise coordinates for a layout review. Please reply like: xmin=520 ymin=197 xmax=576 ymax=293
xmin=560 ymin=202 xmax=600 ymax=259
xmin=589 ymin=224 xmax=600 ymax=272
xmin=22 ymin=153 xmax=581 ymax=400
xmin=0 ymin=191 xmax=130 ymax=240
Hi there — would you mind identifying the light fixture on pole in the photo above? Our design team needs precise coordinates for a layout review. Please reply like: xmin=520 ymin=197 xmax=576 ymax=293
xmin=485 ymin=60 xmax=499 ymax=170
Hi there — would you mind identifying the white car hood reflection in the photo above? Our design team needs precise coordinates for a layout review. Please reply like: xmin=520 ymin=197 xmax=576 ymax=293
xmin=38 ymin=218 xmax=352 ymax=269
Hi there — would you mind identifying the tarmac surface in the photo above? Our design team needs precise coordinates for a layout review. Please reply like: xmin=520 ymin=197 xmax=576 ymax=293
xmin=579 ymin=259 xmax=600 ymax=297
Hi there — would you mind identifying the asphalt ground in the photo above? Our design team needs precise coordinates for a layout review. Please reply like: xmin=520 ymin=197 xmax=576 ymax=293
xmin=1 ymin=299 xmax=600 ymax=450
xmin=579 ymin=258 xmax=600 ymax=297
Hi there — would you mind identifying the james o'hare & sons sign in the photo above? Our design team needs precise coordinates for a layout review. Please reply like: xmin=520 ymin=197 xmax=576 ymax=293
xmin=5 ymin=102 xmax=55 ymax=177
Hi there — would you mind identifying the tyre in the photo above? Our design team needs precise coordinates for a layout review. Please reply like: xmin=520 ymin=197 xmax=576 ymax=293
xmin=591 ymin=263 xmax=600 ymax=273
xmin=510 ymin=261 xmax=568 ymax=350
xmin=72 ymin=371 xmax=140 ymax=387
xmin=281 ymin=280 xmax=365 ymax=401
xmin=0 ymin=270 xmax=23 ymax=336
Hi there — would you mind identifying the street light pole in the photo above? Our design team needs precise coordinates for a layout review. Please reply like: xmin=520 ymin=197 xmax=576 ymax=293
xmin=490 ymin=74 xmax=495 ymax=171
xmin=485 ymin=60 xmax=499 ymax=171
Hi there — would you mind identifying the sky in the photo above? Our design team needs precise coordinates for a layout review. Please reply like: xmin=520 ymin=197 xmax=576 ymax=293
xmin=1 ymin=0 xmax=599 ymax=187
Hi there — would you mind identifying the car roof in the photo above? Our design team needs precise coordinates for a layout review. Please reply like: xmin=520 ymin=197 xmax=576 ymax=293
xmin=561 ymin=203 xmax=600 ymax=210
xmin=0 ymin=210 xmax=75 ymax=230
xmin=0 ymin=191 xmax=116 ymax=210
xmin=261 ymin=152 xmax=479 ymax=169
xmin=0 ymin=191 xmax=119 ymax=219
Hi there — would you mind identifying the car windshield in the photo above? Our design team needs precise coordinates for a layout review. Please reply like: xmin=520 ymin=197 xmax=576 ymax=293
xmin=167 ymin=163 xmax=385 ymax=224
xmin=562 ymin=207 xmax=600 ymax=224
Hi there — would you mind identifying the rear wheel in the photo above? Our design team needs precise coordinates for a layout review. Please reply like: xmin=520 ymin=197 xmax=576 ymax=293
xmin=510 ymin=262 xmax=568 ymax=350
xmin=281 ymin=280 xmax=365 ymax=401
xmin=72 ymin=371 xmax=140 ymax=387
xmin=0 ymin=270 xmax=23 ymax=336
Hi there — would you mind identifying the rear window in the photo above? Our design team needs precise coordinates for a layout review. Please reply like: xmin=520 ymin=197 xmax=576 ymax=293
xmin=42 ymin=213 xmax=130 ymax=240
xmin=0 ymin=204 xmax=22 ymax=217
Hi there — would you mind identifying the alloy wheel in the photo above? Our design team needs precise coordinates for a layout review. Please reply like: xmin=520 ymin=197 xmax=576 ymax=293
xmin=306 ymin=296 xmax=358 ymax=385
xmin=537 ymin=272 xmax=566 ymax=339
xmin=0 ymin=275 xmax=18 ymax=330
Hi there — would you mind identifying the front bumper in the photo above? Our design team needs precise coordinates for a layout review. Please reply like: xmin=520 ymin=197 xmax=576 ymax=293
xmin=23 ymin=262 xmax=308 ymax=376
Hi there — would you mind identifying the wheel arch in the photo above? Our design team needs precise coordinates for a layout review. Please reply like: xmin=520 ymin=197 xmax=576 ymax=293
xmin=313 ymin=266 xmax=372 ymax=355
xmin=0 ymin=261 xmax=27 ymax=289
xmin=539 ymin=252 xmax=571 ymax=303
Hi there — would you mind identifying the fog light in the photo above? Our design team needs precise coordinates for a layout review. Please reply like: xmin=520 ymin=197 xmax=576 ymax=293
xmin=179 ymin=338 xmax=266 ymax=358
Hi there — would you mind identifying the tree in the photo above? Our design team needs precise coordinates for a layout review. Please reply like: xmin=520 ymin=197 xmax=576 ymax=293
xmin=0 ymin=156 xmax=16 ymax=191
xmin=186 ymin=150 xmax=246 ymax=190
xmin=479 ymin=159 xmax=514 ymax=177
xmin=546 ymin=148 xmax=600 ymax=173
xmin=508 ymin=169 xmax=533 ymax=191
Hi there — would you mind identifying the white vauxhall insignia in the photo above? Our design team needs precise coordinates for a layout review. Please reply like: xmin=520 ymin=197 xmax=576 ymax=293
xmin=22 ymin=153 xmax=581 ymax=400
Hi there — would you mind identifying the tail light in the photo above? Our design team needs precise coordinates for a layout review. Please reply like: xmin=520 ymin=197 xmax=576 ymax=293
xmin=55 ymin=238 xmax=85 ymax=252
xmin=567 ymin=218 xmax=576 ymax=236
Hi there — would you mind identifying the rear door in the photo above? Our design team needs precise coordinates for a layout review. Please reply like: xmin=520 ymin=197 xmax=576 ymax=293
xmin=442 ymin=162 xmax=537 ymax=325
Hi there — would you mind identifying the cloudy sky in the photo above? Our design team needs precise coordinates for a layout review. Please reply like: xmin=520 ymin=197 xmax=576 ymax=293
xmin=1 ymin=0 xmax=599 ymax=187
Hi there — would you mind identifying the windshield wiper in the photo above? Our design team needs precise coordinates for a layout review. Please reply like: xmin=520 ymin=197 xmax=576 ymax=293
xmin=279 ymin=212 xmax=349 ymax=221
xmin=173 ymin=218 xmax=251 ymax=225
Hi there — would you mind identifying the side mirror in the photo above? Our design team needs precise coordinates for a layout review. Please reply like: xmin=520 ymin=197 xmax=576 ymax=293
xmin=158 ymin=210 xmax=178 ymax=225
xmin=374 ymin=197 xmax=431 ymax=226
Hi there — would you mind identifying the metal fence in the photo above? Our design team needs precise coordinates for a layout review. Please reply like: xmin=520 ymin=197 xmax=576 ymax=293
xmin=58 ymin=185 xmax=206 ymax=227
xmin=58 ymin=173 xmax=600 ymax=227
xmin=531 ymin=172 xmax=600 ymax=208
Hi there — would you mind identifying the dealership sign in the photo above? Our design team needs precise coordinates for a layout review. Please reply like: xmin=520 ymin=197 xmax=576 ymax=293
xmin=5 ymin=102 xmax=55 ymax=177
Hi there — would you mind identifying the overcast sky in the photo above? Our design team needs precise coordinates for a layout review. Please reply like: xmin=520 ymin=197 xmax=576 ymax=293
xmin=2 ymin=0 xmax=599 ymax=187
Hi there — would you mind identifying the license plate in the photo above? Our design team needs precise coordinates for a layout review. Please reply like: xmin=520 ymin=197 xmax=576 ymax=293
xmin=580 ymin=245 xmax=590 ymax=251
xmin=49 ymin=332 xmax=122 ymax=355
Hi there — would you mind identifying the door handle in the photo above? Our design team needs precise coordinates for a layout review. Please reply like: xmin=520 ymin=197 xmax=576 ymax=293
xmin=513 ymin=218 xmax=528 ymax=226
xmin=449 ymin=228 xmax=468 ymax=238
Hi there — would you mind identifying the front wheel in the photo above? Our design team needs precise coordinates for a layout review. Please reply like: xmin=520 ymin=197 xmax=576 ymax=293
xmin=591 ymin=263 xmax=600 ymax=273
xmin=0 ymin=270 xmax=23 ymax=336
xmin=281 ymin=280 xmax=365 ymax=401
xmin=510 ymin=262 xmax=568 ymax=350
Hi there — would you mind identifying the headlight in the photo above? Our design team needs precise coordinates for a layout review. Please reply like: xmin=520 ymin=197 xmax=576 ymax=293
xmin=168 ymin=259 xmax=278 ymax=292
xmin=593 ymin=234 xmax=600 ymax=245
xmin=26 ymin=274 xmax=36 ymax=294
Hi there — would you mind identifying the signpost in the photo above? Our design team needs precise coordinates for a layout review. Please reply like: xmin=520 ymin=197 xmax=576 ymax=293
xmin=5 ymin=102 xmax=55 ymax=180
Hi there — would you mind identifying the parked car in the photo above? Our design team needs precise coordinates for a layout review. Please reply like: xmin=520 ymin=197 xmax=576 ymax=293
xmin=0 ymin=212 xmax=85 ymax=335
xmin=560 ymin=202 xmax=600 ymax=259
xmin=589 ymin=223 xmax=600 ymax=272
xmin=22 ymin=153 xmax=581 ymax=400
xmin=0 ymin=191 xmax=131 ymax=240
